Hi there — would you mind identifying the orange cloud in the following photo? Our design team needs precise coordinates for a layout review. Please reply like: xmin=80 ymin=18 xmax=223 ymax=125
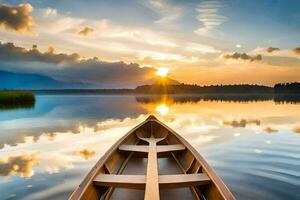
xmin=78 ymin=27 xmax=94 ymax=36
xmin=223 ymin=52 xmax=262 ymax=62
xmin=0 ymin=3 xmax=35 ymax=33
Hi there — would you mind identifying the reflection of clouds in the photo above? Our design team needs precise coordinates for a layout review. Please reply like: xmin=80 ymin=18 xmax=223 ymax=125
xmin=0 ymin=115 xmax=147 ymax=179
xmin=46 ymin=132 xmax=56 ymax=141
xmin=263 ymin=126 xmax=278 ymax=133
xmin=292 ymin=126 xmax=300 ymax=134
xmin=94 ymin=116 xmax=146 ymax=132
xmin=254 ymin=149 xmax=263 ymax=154
xmin=38 ymin=153 xmax=74 ymax=174
xmin=79 ymin=149 xmax=95 ymax=160
xmin=223 ymin=119 xmax=260 ymax=128
xmin=0 ymin=154 xmax=39 ymax=177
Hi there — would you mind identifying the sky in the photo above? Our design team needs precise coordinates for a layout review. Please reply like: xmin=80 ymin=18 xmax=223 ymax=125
xmin=0 ymin=0 xmax=300 ymax=87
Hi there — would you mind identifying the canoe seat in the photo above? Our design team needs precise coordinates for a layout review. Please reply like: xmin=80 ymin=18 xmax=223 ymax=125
xmin=94 ymin=174 xmax=145 ymax=189
xmin=119 ymin=145 xmax=148 ymax=153
xmin=118 ymin=144 xmax=185 ymax=153
xmin=159 ymin=173 xmax=211 ymax=188
xmin=93 ymin=173 xmax=210 ymax=189
xmin=157 ymin=144 xmax=185 ymax=153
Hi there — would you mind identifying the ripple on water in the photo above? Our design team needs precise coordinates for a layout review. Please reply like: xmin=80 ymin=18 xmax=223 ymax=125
xmin=202 ymin=135 xmax=300 ymax=200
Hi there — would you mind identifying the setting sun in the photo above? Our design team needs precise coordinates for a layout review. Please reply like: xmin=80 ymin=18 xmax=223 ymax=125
xmin=156 ymin=68 xmax=169 ymax=77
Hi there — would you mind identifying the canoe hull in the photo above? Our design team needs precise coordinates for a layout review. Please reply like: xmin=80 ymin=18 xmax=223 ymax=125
xmin=69 ymin=115 xmax=235 ymax=200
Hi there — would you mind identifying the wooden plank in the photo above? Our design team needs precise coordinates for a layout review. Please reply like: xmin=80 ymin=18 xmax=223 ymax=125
xmin=159 ymin=173 xmax=211 ymax=188
xmin=144 ymin=138 xmax=160 ymax=200
xmin=94 ymin=173 xmax=210 ymax=189
xmin=119 ymin=144 xmax=185 ymax=153
xmin=94 ymin=174 xmax=145 ymax=189
xmin=157 ymin=144 xmax=185 ymax=153
xmin=119 ymin=145 xmax=148 ymax=153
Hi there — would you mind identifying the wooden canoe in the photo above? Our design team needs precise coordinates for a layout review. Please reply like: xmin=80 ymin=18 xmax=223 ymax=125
xmin=69 ymin=115 xmax=235 ymax=200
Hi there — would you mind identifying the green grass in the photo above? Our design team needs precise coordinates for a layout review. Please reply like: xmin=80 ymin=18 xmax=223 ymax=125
xmin=0 ymin=90 xmax=35 ymax=109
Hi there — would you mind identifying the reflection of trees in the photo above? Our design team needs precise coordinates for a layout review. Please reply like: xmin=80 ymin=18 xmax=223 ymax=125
xmin=135 ymin=94 xmax=300 ymax=104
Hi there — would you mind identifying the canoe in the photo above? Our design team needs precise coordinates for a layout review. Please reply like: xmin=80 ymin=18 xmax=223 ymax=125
xmin=69 ymin=115 xmax=235 ymax=200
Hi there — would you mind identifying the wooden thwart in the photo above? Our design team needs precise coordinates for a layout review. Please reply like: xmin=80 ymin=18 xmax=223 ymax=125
xmin=93 ymin=173 xmax=211 ymax=189
xmin=94 ymin=174 xmax=145 ymax=189
xmin=119 ymin=144 xmax=185 ymax=153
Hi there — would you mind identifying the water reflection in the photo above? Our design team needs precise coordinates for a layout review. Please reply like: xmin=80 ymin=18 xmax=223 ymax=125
xmin=0 ymin=95 xmax=299 ymax=200
xmin=135 ymin=94 xmax=300 ymax=104
xmin=0 ymin=153 xmax=39 ymax=177
xmin=155 ymin=104 xmax=169 ymax=115
xmin=79 ymin=149 xmax=95 ymax=160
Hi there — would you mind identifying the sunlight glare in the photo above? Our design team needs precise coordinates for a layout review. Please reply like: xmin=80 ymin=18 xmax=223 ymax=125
xmin=155 ymin=104 xmax=169 ymax=115
xmin=156 ymin=68 xmax=169 ymax=77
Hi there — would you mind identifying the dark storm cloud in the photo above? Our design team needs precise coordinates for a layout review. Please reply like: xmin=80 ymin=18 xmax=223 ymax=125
xmin=0 ymin=42 xmax=80 ymax=64
xmin=78 ymin=27 xmax=94 ymax=36
xmin=223 ymin=52 xmax=262 ymax=62
xmin=0 ymin=3 xmax=35 ymax=33
xmin=0 ymin=42 xmax=155 ymax=84
xmin=292 ymin=47 xmax=300 ymax=55
xmin=266 ymin=47 xmax=280 ymax=53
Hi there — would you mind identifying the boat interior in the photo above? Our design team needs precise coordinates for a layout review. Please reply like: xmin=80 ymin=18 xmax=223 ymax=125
xmin=70 ymin=116 xmax=233 ymax=200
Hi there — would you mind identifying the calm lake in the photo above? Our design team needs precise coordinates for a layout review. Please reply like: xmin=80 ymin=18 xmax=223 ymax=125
xmin=0 ymin=95 xmax=299 ymax=200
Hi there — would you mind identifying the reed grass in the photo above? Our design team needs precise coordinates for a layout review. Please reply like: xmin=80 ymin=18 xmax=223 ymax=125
xmin=0 ymin=90 xmax=35 ymax=109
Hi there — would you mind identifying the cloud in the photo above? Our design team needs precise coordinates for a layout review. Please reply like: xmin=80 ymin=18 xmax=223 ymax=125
xmin=292 ymin=126 xmax=300 ymax=134
xmin=186 ymin=42 xmax=221 ymax=54
xmin=292 ymin=47 xmax=300 ymax=55
xmin=143 ymin=0 xmax=182 ymax=26
xmin=266 ymin=47 xmax=280 ymax=53
xmin=0 ymin=3 xmax=35 ymax=34
xmin=223 ymin=52 xmax=262 ymax=62
xmin=223 ymin=119 xmax=260 ymax=128
xmin=78 ymin=26 xmax=94 ymax=36
xmin=194 ymin=0 xmax=227 ymax=35
xmin=43 ymin=8 xmax=57 ymax=18
xmin=263 ymin=126 xmax=278 ymax=133
xmin=79 ymin=149 xmax=95 ymax=160
xmin=0 ymin=42 xmax=155 ymax=84
xmin=0 ymin=154 xmax=39 ymax=177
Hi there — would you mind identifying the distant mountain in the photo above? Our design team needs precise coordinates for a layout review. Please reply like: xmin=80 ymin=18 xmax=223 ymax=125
xmin=144 ymin=77 xmax=180 ymax=85
xmin=0 ymin=70 xmax=94 ymax=89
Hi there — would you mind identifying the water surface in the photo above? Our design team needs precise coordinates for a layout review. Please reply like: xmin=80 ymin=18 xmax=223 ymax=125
xmin=0 ymin=95 xmax=299 ymax=200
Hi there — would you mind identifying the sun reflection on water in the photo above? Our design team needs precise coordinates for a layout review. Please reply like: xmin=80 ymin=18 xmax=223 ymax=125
xmin=155 ymin=103 xmax=169 ymax=115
